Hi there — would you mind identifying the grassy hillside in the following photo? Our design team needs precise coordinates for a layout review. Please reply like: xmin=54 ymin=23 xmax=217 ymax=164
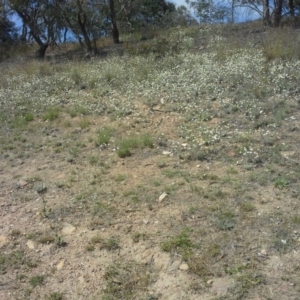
xmin=1 ymin=23 xmax=300 ymax=300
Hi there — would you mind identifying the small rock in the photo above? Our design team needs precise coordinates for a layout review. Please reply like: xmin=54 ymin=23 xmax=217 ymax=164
xmin=56 ymin=260 xmax=64 ymax=270
xmin=10 ymin=206 xmax=18 ymax=213
xmin=62 ymin=223 xmax=76 ymax=235
xmin=162 ymin=151 xmax=172 ymax=156
xmin=143 ymin=220 xmax=149 ymax=225
xmin=26 ymin=240 xmax=35 ymax=249
xmin=18 ymin=180 xmax=28 ymax=188
xmin=207 ymin=279 xmax=214 ymax=285
xmin=0 ymin=236 xmax=9 ymax=248
xmin=179 ymin=263 xmax=189 ymax=271
xmin=112 ymin=278 xmax=122 ymax=284
xmin=158 ymin=192 xmax=168 ymax=202
xmin=260 ymin=249 xmax=268 ymax=256
xmin=280 ymin=151 xmax=295 ymax=158
xmin=78 ymin=276 xmax=85 ymax=284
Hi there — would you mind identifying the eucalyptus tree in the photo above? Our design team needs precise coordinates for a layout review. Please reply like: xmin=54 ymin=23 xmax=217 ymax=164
xmin=10 ymin=0 xmax=62 ymax=58
xmin=235 ymin=0 xmax=295 ymax=27
xmin=186 ymin=0 xmax=230 ymax=23
xmin=109 ymin=0 xmax=119 ymax=43
xmin=116 ymin=0 xmax=175 ymax=30
xmin=0 ymin=0 xmax=18 ymax=44
xmin=57 ymin=0 xmax=120 ymax=53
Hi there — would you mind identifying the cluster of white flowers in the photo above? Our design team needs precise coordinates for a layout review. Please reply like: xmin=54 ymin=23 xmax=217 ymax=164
xmin=1 ymin=36 xmax=299 ymax=148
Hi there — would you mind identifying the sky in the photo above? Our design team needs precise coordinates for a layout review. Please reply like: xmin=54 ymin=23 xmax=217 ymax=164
xmin=171 ymin=0 xmax=260 ymax=22
xmin=171 ymin=0 xmax=188 ymax=8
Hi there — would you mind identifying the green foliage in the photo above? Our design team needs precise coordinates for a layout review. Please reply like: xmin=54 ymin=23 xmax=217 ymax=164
xmin=71 ymin=69 xmax=83 ymax=85
xmin=117 ymin=133 xmax=153 ymax=158
xmin=0 ymin=250 xmax=25 ymax=274
xmin=96 ymin=126 xmax=114 ymax=146
xmin=114 ymin=174 xmax=126 ymax=182
xmin=24 ymin=112 xmax=34 ymax=122
xmin=12 ymin=112 xmax=34 ymax=128
xmin=38 ymin=235 xmax=55 ymax=244
xmin=140 ymin=133 xmax=154 ymax=148
xmin=78 ymin=118 xmax=90 ymax=129
xmin=188 ymin=0 xmax=229 ymax=23
xmin=132 ymin=232 xmax=147 ymax=243
xmin=161 ymin=228 xmax=194 ymax=260
xmin=99 ymin=237 xmax=120 ymax=251
xmin=11 ymin=229 xmax=21 ymax=236
xmin=29 ymin=275 xmax=44 ymax=287
xmin=103 ymin=261 xmax=154 ymax=299
xmin=43 ymin=107 xmax=60 ymax=121
xmin=123 ymin=33 xmax=183 ymax=56
xmin=239 ymin=202 xmax=255 ymax=212
xmin=263 ymin=29 xmax=300 ymax=61
xmin=47 ymin=292 xmax=64 ymax=300
xmin=274 ymin=176 xmax=290 ymax=189
xmin=89 ymin=155 xmax=99 ymax=165
xmin=68 ymin=105 xmax=88 ymax=117
xmin=86 ymin=244 xmax=95 ymax=252
xmin=215 ymin=210 xmax=235 ymax=230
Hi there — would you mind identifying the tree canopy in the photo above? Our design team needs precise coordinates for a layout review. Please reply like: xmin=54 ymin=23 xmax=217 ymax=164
xmin=2 ymin=0 xmax=300 ymax=58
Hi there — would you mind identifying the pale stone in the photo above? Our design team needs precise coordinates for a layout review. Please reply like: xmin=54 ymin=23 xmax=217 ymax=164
xmin=62 ymin=223 xmax=76 ymax=235
xmin=0 ymin=236 xmax=9 ymax=248
xmin=158 ymin=192 xmax=168 ymax=202
xmin=26 ymin=240 xmax=35 ymax=249
xmin=280 ymin=151 xmax=295 ymax=158
xmin=18 ymin=180 xmax=29 ymax=188
xmin=78 ymin=276 xmax=85 ymax=284
xmin=56 ymin=260 xmax=64 ymax=270
xmin=162 ymin=151 xmax=172 ymax=156
xmin=179 ymin=263 xmax=189 ymax=271
xmin=260 ymin=249 xmax=268 ymax=256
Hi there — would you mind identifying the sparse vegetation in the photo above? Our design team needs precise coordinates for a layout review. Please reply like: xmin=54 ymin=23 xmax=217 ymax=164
xmin=29 ymin=275 xmax=44 ymax=287
xmin=46 ymin=292 xmax=64 ymax=300
xmin=99 ymin=237 xmax=120 ymax=251
xmin=42 ymin=107 xmax=60 ymax=121
xmin=161 ymin=228 xmax=195 ymax=260
xmin=117 ymin=133 xmax=154 ymax=158
xmin=95 ymin=126 xmax=114 ymax=146
xmin=1 ymin=21 xmax=300 ymax=300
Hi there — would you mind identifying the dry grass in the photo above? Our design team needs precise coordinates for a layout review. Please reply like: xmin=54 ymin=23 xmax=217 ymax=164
xmin=0 ymin=24 xmax=300 ymax=300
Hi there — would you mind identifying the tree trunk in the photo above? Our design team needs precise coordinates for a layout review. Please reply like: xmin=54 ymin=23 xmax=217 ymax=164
xmin=77 ymin=11 xmax=93 ymax=52
xmin=109 ymin=0 xmax=119 ymax=44
xmin=288 ymin=0 xmax=295 ymax=26
xmin=263 ymin=0 xmax=270 ymax=26
xmin=75 ymin=0 xmax=94 ymax=53
xmin=288 ymin=0 xmax=295 ymax=17
xmin=15 ymin=10 xmax=49 ymax=58
xmin=20 ymin=23 xmax=28 ymax=43
xmin=36 ymin=43 xmax=49 ymax=59
xmin=273 ymin=0 xmax=283 ymax=27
